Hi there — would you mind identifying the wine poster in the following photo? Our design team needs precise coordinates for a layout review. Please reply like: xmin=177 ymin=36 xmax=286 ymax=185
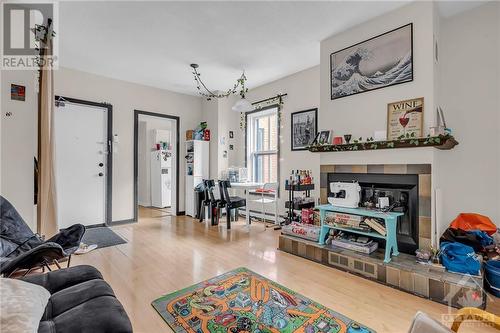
xmin=387 ymin=97 xmax=424 ymax=140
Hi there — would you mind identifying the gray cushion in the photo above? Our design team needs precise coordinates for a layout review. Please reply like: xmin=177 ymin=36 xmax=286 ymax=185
xmin=0 ymin=278 xmax=50 ymax=333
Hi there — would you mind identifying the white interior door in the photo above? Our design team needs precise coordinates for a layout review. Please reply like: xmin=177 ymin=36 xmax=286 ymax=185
xmin=55 ymin=102 xmax=108 ymax=228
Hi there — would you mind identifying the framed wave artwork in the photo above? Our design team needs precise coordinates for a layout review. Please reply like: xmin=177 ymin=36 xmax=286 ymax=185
xmin=330 ymin=23 xmax=413 ymax=100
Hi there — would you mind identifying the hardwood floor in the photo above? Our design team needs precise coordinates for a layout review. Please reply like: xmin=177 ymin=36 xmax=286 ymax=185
xmin=72 ymin=207 xmax=499 ymax=333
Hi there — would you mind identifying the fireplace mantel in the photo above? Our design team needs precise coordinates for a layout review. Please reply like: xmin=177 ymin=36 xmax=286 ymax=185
xmin=309 ymin=135 xmax=457 ymax=153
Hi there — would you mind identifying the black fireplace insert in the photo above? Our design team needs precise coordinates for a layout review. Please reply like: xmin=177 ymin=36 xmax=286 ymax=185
xmin=327 ymin=173 xmax=419 ymax=254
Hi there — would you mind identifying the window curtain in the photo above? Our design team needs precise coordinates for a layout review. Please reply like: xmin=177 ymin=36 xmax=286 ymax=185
xmin=37 ymin=24 xmax=58 ymax=237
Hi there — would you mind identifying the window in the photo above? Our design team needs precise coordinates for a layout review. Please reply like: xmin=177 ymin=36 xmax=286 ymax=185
xmin=246 ymin=106 xmax=279 ymax=183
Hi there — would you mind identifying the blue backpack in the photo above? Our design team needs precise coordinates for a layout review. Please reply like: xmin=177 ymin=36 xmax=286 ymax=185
xmin=440 ymin=242 xmax=481 ymax=275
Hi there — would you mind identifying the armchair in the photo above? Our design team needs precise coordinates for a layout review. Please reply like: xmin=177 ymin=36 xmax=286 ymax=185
xmin=0 ymin=196 xmax=85 ymax=277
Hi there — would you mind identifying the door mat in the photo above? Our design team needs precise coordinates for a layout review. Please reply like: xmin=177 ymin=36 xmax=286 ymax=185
xmin=81 ymin=226 xmax=126 ymax=249
xmin=152 ymin=267 xmax=375 ymax=333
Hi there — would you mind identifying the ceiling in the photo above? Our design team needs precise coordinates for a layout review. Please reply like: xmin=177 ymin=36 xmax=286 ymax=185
xmin=58 ymin=1 xmax=483 ymax=96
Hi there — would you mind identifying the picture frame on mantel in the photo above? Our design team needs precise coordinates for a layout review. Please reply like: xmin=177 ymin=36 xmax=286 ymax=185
xmin=318 ymin=130 xmax=332 ymax=145
xmin=330 ymin=23 xmax=413 ymax=100
xmin=291 ymin=108 xmax=318 ymax=151
xmin=387 ymin=97 xmax=424 ymax=140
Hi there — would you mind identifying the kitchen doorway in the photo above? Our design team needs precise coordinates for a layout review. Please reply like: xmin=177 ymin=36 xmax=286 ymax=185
xmin=134 ymin=110 xmax=179 ymax=221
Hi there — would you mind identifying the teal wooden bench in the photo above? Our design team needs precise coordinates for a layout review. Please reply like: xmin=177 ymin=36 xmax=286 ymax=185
xmin=317 ymin=204 xmax=404 ymax=263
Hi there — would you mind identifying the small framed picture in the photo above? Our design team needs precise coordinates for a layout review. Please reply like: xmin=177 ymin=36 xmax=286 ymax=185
xmin=291 ymin=108 xmax=318 ymax=151
xmin=387 ymin=97 xmax=424 ymax=140
xmin=229 ymin=131 xmax=234 ymax=139
xmin=318 ymin=130 xmax=332 ymax=145
xmin=11 ymin=84 xmax=26 ymax=101
xmin=229 ymin=144 xmax=234 ymax=150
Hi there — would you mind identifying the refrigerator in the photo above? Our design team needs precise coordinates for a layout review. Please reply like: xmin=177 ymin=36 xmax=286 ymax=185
xmin=151 ymin=150 xmax=172 ymax=208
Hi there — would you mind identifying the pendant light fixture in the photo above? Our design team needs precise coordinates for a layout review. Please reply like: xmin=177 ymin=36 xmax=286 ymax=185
xmin=190 ymin=63 xmax=254 ymax=113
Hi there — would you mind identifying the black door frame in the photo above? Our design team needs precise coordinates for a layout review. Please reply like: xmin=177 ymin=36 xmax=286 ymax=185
xmin=133 ymin=110 xmax=181 ymax=220
xmin=54 ymin=95 xmax=113 ymax=226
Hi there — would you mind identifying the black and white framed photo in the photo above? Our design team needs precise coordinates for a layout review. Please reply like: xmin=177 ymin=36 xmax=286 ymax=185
xmin=291 ymin=108 xmax=317 ymax=151
xmin=229 ymin=131 xmax=234 ymax=139
xmin=330 ymin=23 xmax=413 ymax=100
xmin=318 ymin=130 xmax=332 ymax=145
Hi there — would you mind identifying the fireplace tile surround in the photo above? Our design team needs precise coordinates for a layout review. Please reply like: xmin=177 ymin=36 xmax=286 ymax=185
xmin=279 ymin=162 xmax=488 ymax=308
xmin=278 ymin=235 xmax=486 ymax=309
xmin=319 ymin=163 xmax=432 ymax=251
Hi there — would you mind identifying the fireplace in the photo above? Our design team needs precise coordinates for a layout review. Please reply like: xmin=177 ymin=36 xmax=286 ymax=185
xmin=327 ymin=172 xmax=419 ymax=254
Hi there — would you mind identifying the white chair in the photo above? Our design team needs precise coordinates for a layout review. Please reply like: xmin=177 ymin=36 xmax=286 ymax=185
xmin=251 ymin=183 xmax=278 ymax=226
xmin=408 ymin=312 xmax=453 ymax=333
xmin=407 ymin=308 xmax=500 ymax=333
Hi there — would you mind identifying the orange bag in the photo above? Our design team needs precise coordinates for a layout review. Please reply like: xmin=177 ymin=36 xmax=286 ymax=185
xmin=450 ymin=213 xmax=497 ymax=235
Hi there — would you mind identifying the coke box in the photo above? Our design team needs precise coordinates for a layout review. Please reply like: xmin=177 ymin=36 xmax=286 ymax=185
xmin=282 ymin=223 xmax=320 ymax=242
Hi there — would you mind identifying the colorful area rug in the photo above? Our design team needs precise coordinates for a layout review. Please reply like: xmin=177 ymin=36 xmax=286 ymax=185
xmin=152 ymin=267 xmax=375 ymax=333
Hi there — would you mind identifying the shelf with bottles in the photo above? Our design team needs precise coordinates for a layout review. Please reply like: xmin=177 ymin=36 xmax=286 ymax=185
xmin=284 ymin=169 xmax=316 ymax=225
xmin=285 ymin=169 xmax=314 ymax=189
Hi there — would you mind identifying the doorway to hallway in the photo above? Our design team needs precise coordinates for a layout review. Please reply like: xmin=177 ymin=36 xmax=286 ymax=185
xmin=134 ymin=110 xmax=180 ymax=221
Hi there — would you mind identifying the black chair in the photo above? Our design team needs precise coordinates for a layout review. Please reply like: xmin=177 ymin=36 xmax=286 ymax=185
xmin=199 ymin=180 xmax=220 ymax=225
xmin=198 ymin=180 xmax=210 ymax=222
xmin=205 ymin=180 xmax=221 ymax=226
xmin=218 ymin=180 xmax=246 ymax=229
xmin=0 ymin=196 xmax=85 ymax=277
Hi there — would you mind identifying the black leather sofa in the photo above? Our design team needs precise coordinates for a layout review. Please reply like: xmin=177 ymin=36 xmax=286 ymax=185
xmin=20 ymin=265 xmax=133 ymax=333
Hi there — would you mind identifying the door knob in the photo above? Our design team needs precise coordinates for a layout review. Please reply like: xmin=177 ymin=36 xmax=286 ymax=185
xmin=99 ymin=163 xmax=104 ymax=167
xmin=98 ymin=172 xmax=104 ymax=177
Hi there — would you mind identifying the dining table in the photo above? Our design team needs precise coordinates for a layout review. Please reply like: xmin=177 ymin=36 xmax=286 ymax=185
xmin=229 ymin=181 xmax=279 ymax=226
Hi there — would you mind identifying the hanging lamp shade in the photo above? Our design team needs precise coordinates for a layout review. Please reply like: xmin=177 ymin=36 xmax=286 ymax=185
xmin=232 ymin=97 xmax=253 ymax=113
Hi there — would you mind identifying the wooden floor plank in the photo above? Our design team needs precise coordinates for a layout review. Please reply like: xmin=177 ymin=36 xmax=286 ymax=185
xmin=71 ymin=207 xmax=499 ymax=333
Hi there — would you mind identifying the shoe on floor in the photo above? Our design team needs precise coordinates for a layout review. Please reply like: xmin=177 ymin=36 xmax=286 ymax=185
xmin=74 ymin=243 xmax=98 ymax=255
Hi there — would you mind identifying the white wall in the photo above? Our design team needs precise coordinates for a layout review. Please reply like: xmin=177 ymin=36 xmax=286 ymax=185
xmin=1 ymin=70 xmax=37 ymax=230
xmin=320 ymin=1 xmax=436 ymax=140
xmin=55 ymin=67 xmax=202 ymax=220
xmin=435 ymin=2 xmax=500 ymax=232
xmin=228 ymin=66 xmax=321 ymax=214
xmin=222 ymin=95 xmax=243 ymax=169
xmin=202 ymin=99 xmax=219 ymax=179
xmin=202 ymin=95 xmax=242 ymax=180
